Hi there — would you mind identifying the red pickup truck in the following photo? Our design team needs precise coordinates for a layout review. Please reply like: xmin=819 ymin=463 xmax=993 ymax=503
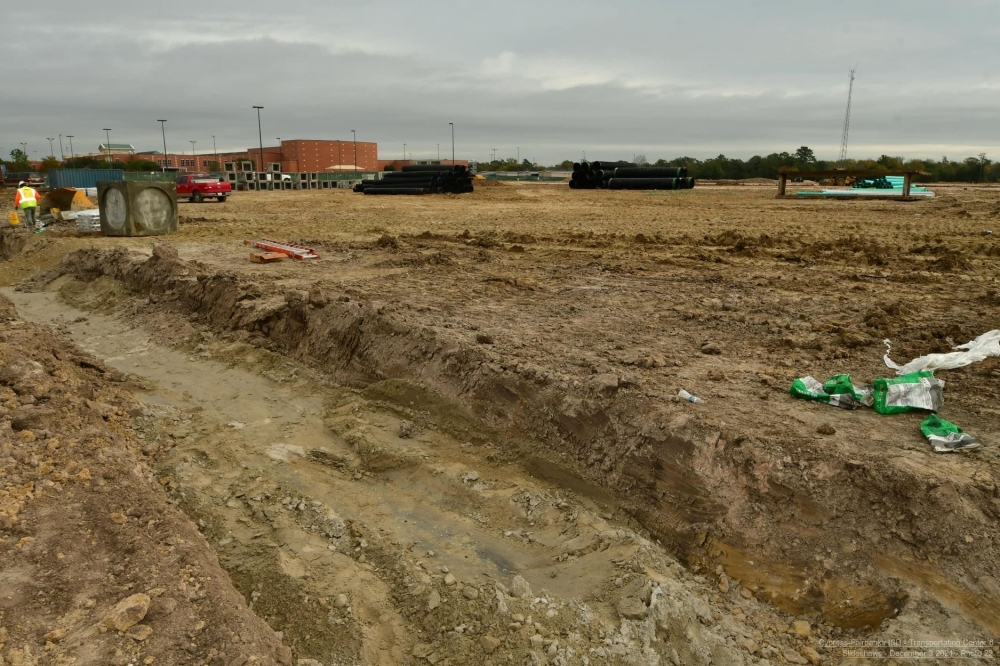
xmin=174 ymin=174 xmax=232 ymax=203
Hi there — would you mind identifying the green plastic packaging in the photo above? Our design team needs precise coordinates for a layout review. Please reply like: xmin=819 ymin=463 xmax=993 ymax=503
xmin=872 ymin=371 xmax=944 ymax=415
xmin=789 ymin=374 xmax=871 ymax=410
xmin=920 ymin=414 xmax=981 ymax=452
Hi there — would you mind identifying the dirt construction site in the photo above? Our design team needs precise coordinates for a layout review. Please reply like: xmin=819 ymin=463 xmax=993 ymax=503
xmin=0 ymin=181 xmax=998 ymax=666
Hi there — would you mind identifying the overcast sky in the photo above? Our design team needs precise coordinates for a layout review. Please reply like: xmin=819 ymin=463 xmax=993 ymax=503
xmin=2 ymin=1 xmax=997 ymax=164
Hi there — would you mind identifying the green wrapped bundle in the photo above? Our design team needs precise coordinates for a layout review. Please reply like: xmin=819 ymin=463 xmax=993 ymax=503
xmin=872 ymin=371 xmax=944 ymax=415
xmin=920 ymin=414 xmax=981 ymax=452
xmin=790 ymin=375 xmax=871 ymax=410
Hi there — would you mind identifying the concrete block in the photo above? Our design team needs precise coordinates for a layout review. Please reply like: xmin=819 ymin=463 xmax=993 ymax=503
xmin=321 ymin=181 xmax=331 ymax=189
xmin=98 ymin=181 xmax=178 ymax=237
xmin=269 ymin=163 xmax=281 ymax=172
xmin=224 ymin=162 xmax=235 ymax=172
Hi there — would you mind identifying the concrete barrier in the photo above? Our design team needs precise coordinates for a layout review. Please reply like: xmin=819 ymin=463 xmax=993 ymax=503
xmin=98 ymin=181 xmax=178 ymax=237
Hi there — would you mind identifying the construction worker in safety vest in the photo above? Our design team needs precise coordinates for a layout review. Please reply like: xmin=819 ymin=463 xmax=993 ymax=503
xmin=13 ymin=181 xmax=40 ymax=231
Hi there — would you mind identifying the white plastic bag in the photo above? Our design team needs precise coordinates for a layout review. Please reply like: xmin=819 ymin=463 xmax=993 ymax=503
xmin=884 ymin=330 xmax=1000 ymax=375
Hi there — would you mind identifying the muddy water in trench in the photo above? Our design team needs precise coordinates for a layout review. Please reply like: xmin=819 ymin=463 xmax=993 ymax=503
xmin=3 ymin=285 xmax=654 ymax=662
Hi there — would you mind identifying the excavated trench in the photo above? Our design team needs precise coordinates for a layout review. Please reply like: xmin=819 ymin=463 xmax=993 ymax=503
xmin=6 ymin=243 xmax=999 ymax=662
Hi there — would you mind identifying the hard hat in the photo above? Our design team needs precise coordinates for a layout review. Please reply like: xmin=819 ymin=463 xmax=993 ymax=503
xmin=17 ymin=181 xmax=26 ymax=187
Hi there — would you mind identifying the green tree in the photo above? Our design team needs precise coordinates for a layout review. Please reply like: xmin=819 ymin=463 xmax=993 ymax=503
xmin=794 ymin=146 xmax=816 ymax=164
xmin=39 ymin=156 xmax=61 ymax=172
xmin=876 ymin=155 xmax=904 ymax=170
xmin=9 ymin=149 xmax=29 ymax=171
xmin=122 ymin=159 xmax=163 ymax=172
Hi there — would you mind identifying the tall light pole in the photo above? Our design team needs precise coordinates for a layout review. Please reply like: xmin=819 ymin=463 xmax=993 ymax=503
xmin=66 ymin=136 xmax=74 ymax=161
xmin=403 ymin=143 xmax=406 ymax=163
xmin=46 ymin=138 xmax=55 ymax=158
xmin=437 ymin=143 xmax=440 ymax=161
xmin=449 ymin=122 xmax=454 ymax=165
xmin=252 ymin=106 xmax=264 ymax=176
xmin=212 ymin=135 xmax=218 ymax=170
xmin=190 ymin=140 xmax=196 ymax=170
xmin=157 ymin=120 xmax=168 ymax=169
xmin=351 ymin=130 xmax=357 ymax=173
xmin=517 ymin=146 xmax=520 ymax=176
xmin=103 ymin=129 xmax=112 ymax=164
xmin=58 ymin=135 xmax=64 ymax=160
xmin=20 ymin=142 xmax=26 ymax=162
xmin=276 ymin=138 xmax=281 ymax=172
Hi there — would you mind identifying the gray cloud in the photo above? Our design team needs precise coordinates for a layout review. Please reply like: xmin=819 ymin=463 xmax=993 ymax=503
xmin=3 ymin=0 xmax=998 ymax=164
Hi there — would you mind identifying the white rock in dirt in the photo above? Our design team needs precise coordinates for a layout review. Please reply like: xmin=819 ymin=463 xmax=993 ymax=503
xmin=428 ymin=590 xmax=441 ymax=610
xmin=495 ymin=589 xmax=509 ymax=614
xmin=510 ymin=575 xmax=532 ymax=598
xmin=297 ymin=660 xmax=324 ymax=666
xmin=444 ymin=573 xmax=457 ymax=586
xmin=398 ymin=420 xmax=415 ymax=439
xmin=461 ymin=470 xmax=480 ymax=483
xmin=463 ymin=587 xmax=479 ymax=600
xmin=334 ymin=594 xmax=348 ymax=608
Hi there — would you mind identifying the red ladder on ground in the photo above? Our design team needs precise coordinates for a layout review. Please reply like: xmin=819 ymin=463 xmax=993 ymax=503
xmin=244 ymin=239 xmax=321 ymax=260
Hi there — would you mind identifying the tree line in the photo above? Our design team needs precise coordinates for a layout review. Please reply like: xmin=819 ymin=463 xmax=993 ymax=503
xmin=7 ymin=147 xmax=996 ymax=183
xmin=551 ymin=147 xmax=996 ymax=182
xmin=3 ymin=150 xmax=220 ymax=174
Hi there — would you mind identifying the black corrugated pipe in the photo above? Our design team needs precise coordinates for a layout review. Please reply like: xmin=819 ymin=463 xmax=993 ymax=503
xmin=377 ymin=177 xmax=440 ymax=184
xmin=377 ymin=175 xmax=441 ymax=183
xmin=605 ymin=178 xmax=678 ymax=190
xmin=363 ymin=187 xmax=431 ymax=195
xmin=611 ymin=167 xmax=687 ymax=178
xmin=592 ymin=161 xmax=637 ymax=170
xmin=378 ymin=172 xmax=441 ymax=178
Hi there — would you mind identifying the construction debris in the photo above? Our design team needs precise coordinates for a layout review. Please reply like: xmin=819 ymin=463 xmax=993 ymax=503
xmin=244 ymin=239 xmax=320 ymax=260
xmin=39 ymin=187 xmax=96 ymax=214
xmin=884 ymin=330 xmax=1000 ymax=375
xmin=249 ymin=251 xmax=287 ymax=264
xmin=921 ymin=414 xmax=983 ymax=453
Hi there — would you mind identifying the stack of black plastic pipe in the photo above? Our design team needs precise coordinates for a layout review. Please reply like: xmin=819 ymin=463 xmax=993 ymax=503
xmin=356 ymin=164 xmax=474 ymax=195
xmin=569 ymin=161 xmax=695 ymax=190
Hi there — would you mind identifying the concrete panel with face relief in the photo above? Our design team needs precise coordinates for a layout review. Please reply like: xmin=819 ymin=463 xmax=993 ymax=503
xmin=98 ymin=181 xmax=178 ymax=237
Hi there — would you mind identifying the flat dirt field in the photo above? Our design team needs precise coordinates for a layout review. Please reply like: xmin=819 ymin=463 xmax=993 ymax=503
xmin=1 ymin=182 xmax=998 ymax=665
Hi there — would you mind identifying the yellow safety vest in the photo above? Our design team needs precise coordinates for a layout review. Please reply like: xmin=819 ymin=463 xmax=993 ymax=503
xmin=18 ymin=187 xmax=38 ymax=209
